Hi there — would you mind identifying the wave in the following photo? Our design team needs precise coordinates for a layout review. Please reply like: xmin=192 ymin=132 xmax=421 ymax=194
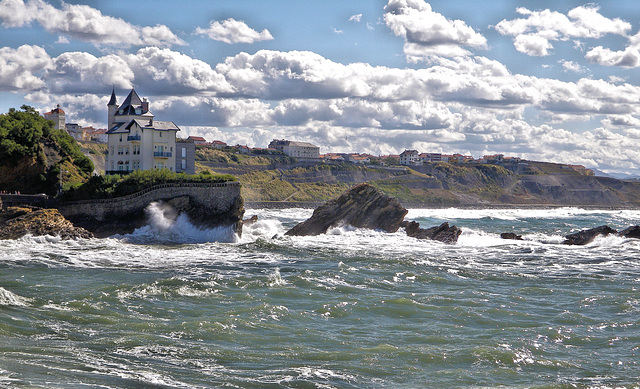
xmin=118 ymin=202 xmax=238 ymax=244
xmin=0 ymin=287 xmax=31 ymax=307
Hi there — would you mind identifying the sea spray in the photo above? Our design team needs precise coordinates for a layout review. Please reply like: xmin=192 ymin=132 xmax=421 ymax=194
xmin=123 ymin=201 xmax=237 ymax=244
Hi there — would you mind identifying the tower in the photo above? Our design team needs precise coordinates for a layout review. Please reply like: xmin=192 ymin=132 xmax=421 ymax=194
xmin=107 ymin=88 xmax=117 ymax=130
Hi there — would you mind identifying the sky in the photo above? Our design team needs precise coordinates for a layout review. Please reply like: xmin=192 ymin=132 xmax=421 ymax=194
xmin=2 ymin=0 xmax=640 ymax=176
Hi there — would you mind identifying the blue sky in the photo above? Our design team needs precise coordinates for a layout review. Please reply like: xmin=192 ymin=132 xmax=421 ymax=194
xmin=2 ymin=0 xmax=640 ymax=176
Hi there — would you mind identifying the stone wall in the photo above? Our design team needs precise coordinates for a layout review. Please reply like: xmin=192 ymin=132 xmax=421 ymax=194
xmin=57 ymin=182 xmax=242 ymax=222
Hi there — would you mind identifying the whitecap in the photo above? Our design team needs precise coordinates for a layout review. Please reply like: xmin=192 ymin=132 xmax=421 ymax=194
xmin=0 ymin=287 xmax=31 ymax=307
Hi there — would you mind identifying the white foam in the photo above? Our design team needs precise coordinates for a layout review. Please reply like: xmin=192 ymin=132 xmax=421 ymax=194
xmin=123 ymin=202 xmax=237 ymax=244
xmin=0 ymin=287 xmax=31 ymax=307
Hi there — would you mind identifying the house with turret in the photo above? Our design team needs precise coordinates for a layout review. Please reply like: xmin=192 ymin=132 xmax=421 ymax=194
xmin=105 ymin=89 xmax=180 ymax=174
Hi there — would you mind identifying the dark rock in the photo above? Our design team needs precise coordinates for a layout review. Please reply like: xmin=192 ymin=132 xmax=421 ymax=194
xmin=243 ymin=215 xmax=258 ymax=226
xmin=0 ymin=207 xmax=93 ymax=240
xmin=619 ymin=225 xmax=640 ymax=239
xmin=563 ymin=225 xmax=617 ymax=245
xmin=285 ymin=183 xmax=407 ymax=236
xmin=500 ymin=232 xmax=523 ymax=240
xmin=401 ymin=221 xmax=462 ymax=244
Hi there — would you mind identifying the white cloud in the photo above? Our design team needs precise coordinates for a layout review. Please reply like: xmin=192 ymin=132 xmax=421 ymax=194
xmin=0 ymin=0 xmax=185 ymax=47
xmin=349 ymin=14 xmax=362 ymax=23
xmin=194 ymin=18 xmax=273 ymax=44
xmin=332 ymin=27 xmax=343 ymax=34
xmin=585 ymin=32 xmax=640 ymax=68
xmin=124 ymin=47 xmax=234 ymax=94
xmin=495 ymin=5 xmax=631 ymax=56
xmin=0 ymin=45 xmax=52 ymax=91
xmin=560 ymin=60 xmax=585 ymax=73
xmin=47 ymin=51 xmax=134 ymax=93
xmin=383 ymin=0 xmax=487 ymax=60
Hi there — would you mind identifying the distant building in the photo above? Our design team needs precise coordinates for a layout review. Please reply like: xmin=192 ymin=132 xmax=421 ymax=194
xmin=399 ymin=150 xmax=420 ymax=166
xmin=88 ymin=128 xmax=108 ymax=143
xmin=211 ymin=140 xmax=227 ymax=148
xmin=105 ymin=89 xmax=180 ymax=174
xmin=187 ymin=136 xmax=207 ymax=145
xmin=419 ymin=153 xmax=442 ymax=163
xmin=268 ymin=139 xmax=320 ymax=160
xmin=44 ymin=105 xmax=65 ymax=130
xmin=65 ymin=123 xmax=85 ymax=141
xmin=175 ymin=138 xmax=195 ymax=174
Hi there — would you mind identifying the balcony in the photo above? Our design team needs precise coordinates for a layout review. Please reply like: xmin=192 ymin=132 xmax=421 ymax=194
xmin=154 ymin=151 xmax=172 ymax=158
xmin=127 ymin=135 xmax=141 ymax=141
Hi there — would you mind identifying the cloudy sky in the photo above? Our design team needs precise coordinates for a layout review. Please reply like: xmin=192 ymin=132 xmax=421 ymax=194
xmin=2 ymin=0 xmax=640 ymax=176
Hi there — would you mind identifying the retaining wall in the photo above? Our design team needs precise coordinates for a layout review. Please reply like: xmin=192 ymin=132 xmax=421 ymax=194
xmin=57 ymin=182 xmax=242 ymax=221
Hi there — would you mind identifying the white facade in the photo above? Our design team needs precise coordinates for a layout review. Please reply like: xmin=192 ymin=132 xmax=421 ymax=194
xmin=268 ymin=139 xmax=320 ymax=160
xmin=44 ymin=105 xmax=65 ymax=130
xmin=105 ymin=89 xmax=180 ymax=174
xmin=399 ymin=150 xmax=420 ymax=166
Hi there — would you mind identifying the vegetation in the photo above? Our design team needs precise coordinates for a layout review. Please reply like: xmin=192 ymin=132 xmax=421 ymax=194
xmin=59 ymin=169 xmax=236 ymax=201
xmin=0 ymin=105 xmax=94 ymax=194
xmin=196 ymin=146 xmax=296 ymax=165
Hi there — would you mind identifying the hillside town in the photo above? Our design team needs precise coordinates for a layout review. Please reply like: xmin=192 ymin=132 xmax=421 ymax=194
xmin=42 ymin=89 xmax=593 ymax=176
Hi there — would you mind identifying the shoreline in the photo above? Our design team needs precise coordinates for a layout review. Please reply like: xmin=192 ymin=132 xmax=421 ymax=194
xmin=245 ymin=200 xmax=640 ymax=210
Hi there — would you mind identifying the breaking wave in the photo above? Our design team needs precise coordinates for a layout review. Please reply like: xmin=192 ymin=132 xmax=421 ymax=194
xmin=119 ymin=201 xmax=238 ymax=244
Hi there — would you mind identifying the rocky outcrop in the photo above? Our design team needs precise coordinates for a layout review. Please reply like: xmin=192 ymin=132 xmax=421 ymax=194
xmin=619 ymin=225 xmax=640 ymax=239
xmin=285 ymin=183 xmax=408 ymax=236
xmin=401 ymin=221 xmax=462 ymax=243
xmin=0 ymin=207 xmax=93 ymax=240
xmin=563 ymin=225 xmax=617 ymax=245
xmin=500 ymin=232 xmax=523 ymax=240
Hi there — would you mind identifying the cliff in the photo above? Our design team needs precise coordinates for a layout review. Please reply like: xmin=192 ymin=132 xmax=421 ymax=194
xmin=214 ymin=161 xmax=640 ymax=207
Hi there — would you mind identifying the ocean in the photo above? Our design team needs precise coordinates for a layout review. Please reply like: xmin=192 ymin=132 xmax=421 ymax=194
xmin=1 ymin=205 xmax=639 ymax=388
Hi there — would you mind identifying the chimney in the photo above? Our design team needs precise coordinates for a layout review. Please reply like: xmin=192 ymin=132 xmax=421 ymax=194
xmin=142 ymin=97 xmax=149 ymax=112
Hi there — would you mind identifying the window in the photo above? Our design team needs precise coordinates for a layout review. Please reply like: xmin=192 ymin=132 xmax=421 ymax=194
xmin=182 ymin=147 xmax=186 ymax=158
xmin=181 ymin=159 xmax=186 ymax=170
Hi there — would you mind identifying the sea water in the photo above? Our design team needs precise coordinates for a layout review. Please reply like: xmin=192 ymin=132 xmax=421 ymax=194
xmin=1 ymin=205 xmax=639 ymax=388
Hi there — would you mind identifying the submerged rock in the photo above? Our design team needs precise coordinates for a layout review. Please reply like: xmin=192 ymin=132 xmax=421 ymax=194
xmin=619 ymin=225 xmax=640 ymax=239
xmin=563 ymin=225 xmax=617 ymax=245
xmin=500 ymin=232 xmax=523 ymax=240
xmin=0 ymin=207 xmax=93 ymax=240
xmin=285 ymin=183 xmax=407 ymax=236
xmin=401 ymin=221 xmax=462 ymax=244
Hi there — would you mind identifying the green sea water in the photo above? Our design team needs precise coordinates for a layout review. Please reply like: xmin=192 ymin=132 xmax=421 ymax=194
xmin=1 ymin=207 xmax=639 ymax=388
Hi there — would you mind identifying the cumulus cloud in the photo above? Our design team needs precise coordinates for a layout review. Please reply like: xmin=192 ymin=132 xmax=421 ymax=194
xmin=349 ymin=14 xmax=362 ymax=23
xmin=586 ymin=32 xmax=640 ymax=68
xmin=194 ymin=18 xmax=273 ymax=44
xmin=383 ymin=0 xmax=487 ymax=60
xmin=0 ymin=45 xmax=52 ymax=91
xmin=0 ymin=0 xmax=184 ymax=47
xmin=123 ymin=47 xmax=234 ymax=94
xmin=494 ymin=5 xmax=631 ymax=56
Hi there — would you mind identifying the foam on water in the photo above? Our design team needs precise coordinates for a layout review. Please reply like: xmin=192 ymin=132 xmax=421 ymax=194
xmin=0 ymin=287 xmax=31 ymax=307
xmin=121 ymin=201 xmax=238 ymax=244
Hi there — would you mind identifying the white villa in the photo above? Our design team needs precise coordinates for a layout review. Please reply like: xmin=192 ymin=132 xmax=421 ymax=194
xmin=105 ymin=89 xmax=180 ymax=174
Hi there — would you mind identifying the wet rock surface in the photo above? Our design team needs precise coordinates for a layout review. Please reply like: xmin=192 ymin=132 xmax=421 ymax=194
xmin=500 ymin=232 xmax=524 ymax=240
xmin=0 ymin=207 xmax=93 ymax=240
xmin=563 ymin=225 xmax=617 ymax=245
xmin=286 ymin=183 xmax=408 ymax=236
xmin=402 ymin=221 xmax=462 ymax=244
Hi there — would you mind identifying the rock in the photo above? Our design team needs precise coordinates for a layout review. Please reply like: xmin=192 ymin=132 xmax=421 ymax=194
xmin=285 ymin=183 xmax=407 ymax=236
xmin=0 ymin=207 xmax=93 ymax=240
xmin=563 ymin=225 xmax=617 ymax=245
xmin=243 ymin=215 xmax=258 ymax=226
xmin=619 ymin=225 xmax=640 ymax=239
xmin=401 ymin=221 xmax=462 ymax=244
xmin=500 ymin=232 xmax=523 ymax=240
